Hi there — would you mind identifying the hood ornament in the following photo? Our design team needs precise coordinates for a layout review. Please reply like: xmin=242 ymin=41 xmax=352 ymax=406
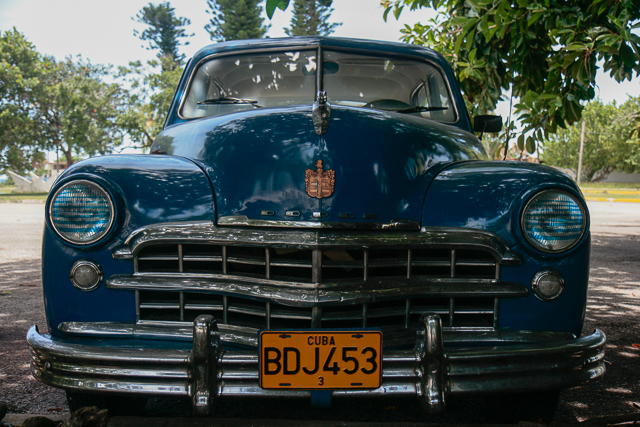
xmin=305 ymin=160 xmax=335 ymax=199
xmin=312 ymin=91 xmax=331 ymax=135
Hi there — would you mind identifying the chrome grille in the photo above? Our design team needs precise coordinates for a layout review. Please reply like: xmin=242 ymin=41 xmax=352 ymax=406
xmin=125 ymin=238 xmax=524 ymax=346
xmin=136 ymin=244 xmax=499 ymax=283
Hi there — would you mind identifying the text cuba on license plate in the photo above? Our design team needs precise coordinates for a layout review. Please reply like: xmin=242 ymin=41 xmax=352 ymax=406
xmin=259 ymin=330 xmax=382 ymax=390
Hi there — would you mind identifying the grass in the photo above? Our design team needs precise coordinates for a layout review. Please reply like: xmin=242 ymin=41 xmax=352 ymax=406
xmin=578 ymin=182 xmax=640 ymax=202
xmin=579 ymin=182 xmax=640 ymax=189
xmin=582 ymin=192 xmax=640 ymax=200
xmin=0 ymin=185 xmax=17 ymax=194
xmin=0 ymin=186 xmax=48 ymax=202
xmin=0 ymin=193 xmax=48 ymax=202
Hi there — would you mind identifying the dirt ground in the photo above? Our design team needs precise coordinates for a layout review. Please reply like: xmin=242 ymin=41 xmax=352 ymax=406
xmin=0 ymin=201 xmax=639 ymax=422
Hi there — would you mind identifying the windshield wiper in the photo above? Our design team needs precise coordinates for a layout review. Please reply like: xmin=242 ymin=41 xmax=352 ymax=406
xmin=197 ymin=97 xmax=262 ymax=107
xmin=396 ymin=106 xmax=449 ymax=114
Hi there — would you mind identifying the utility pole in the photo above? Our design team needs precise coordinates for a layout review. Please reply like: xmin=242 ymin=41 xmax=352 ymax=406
xmin=577 ymin=120 xmax=585 ymax=185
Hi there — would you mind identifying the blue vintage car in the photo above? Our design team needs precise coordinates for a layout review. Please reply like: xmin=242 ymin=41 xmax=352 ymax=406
xmin=28 ymin=37 xmax=605 ymax=421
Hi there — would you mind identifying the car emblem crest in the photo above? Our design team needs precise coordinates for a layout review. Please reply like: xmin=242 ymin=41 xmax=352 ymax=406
xmin=305 ymin=160 xmax=335 ymax=199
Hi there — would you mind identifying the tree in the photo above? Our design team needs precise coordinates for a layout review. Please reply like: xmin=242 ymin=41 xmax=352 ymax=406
xmin=542 ymin=98 xmax=640 ymax=181
xmin=130 ymin=2 xmax=192 ymax=148
xmin=284 ymin=0 xmax=341 ymax=36
xmin=0 ymin=28 xmax=49 ymax=174
xmin=380 ymin=0 xmax=639 ymax=152
xmin=118 ymin=57 xmax=184 ymax=149
xmin=1 ymin=29 xmax=136 ymax=171
xmin=49 ymin=59 xmax=134 ymax=167
xmin=134 ymin=2 xmax=192 ymax=70
xmin=205 ymin=0 xmax=269 ymax=42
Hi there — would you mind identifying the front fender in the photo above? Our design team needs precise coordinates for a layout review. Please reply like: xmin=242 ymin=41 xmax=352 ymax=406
xmin=43 ymin=154 xmax=216 ymax=335
xmin=423 ymin=161 xmax=589 ymax=336
xmin=422 ymin=161 xmax=581 ymax=247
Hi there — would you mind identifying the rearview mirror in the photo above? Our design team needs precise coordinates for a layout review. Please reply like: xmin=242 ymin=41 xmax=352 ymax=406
xmin=474 ymin=115 xmax=503 ymax=133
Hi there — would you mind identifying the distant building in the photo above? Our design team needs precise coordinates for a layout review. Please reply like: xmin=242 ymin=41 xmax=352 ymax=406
xmin=8 ymin=161 xmax=67 ymax=193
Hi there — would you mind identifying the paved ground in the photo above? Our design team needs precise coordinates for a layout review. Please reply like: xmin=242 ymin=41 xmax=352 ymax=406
xmin=1 ymin=201 xmax=639 ymax=424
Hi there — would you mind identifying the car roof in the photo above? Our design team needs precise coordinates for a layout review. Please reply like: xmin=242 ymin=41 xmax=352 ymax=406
xmin=190 ymin=36 xmax=448 ymax=66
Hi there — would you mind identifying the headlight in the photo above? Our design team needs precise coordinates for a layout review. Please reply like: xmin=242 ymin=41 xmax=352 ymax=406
xmin=49 ymin=180 xmax=114 ymax=245
xmin=521 ymin=189 xmax=586 ymax=253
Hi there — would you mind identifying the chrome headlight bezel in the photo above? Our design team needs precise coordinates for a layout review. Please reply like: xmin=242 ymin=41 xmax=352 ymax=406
xmin=531 ymin=268 xmax=565 ymax=301
xmin=49 ymin=179 xmax=115 ymax=245
xmin=520 ymin=189 xmax=587 ymax=254
xmin=69 ymin=259 xmax=104 ymax=291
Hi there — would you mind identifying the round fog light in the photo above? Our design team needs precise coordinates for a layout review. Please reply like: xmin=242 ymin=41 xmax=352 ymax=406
xmin=70 ymin=260 xmax=103 ymax=291
xmin=532 ymin=269 xmax=564 ymax=301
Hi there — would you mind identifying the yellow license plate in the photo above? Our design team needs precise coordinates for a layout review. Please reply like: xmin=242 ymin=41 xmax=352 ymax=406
xmin=259 ymin=330 xmax=382 ymax=390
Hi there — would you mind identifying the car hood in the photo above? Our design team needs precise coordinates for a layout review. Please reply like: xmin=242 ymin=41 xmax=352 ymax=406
xmin=151 ymin=105 xmax=487 ymax=226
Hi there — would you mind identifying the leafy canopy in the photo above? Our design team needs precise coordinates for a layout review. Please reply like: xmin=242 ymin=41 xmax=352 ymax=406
xmin=1 ymin=29 xmax=132 ymax=172
xmin=206 ymin=0 xmax=269 ymax=42
xmin=118 ymin=57 xmax=184 ymax=150
xmin=543 ymin=97 xmax=640 ymax=181
xmin=382 ymin=0 xmax=640 ymax=152
xmin=285 ymin=0 xmax=341 ymax=37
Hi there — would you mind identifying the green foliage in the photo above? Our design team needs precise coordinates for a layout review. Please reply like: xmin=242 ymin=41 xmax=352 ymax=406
xmin=0 ymin=28 xmax=49 ymax=174
xmin=118 ymin=57 xmax=184 ymax=150
xmin=285 ymin=0 xmax=341 ymax=36
xmin=542 ymin=98 xmax=640 ymax=181
xmin=1 ymin=29 xmax=132 ymax=172
xmin=265 ymin=0 xmax=334 ymax=19
xmin=206 ymin=0 xmax=269 ymax=42
xmin=382 ymin=0 xmax=640 ymax=151
xmin=481 ymin=121 xmax=526 ymax=160
xmin=134 ymin=2 xmax=192 ymax=69
xmin=266 ymin=0 xmax=290 ymax=19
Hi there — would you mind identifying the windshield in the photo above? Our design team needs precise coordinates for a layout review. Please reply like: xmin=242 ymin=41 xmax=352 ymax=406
xmin=323 ymin=51 xmax=456 ymax=122
xmin=181 ymin=49 xmax=456 ymax=123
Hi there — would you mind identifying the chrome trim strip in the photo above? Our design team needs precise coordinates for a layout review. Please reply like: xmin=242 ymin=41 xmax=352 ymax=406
xmin=135 ymin=290 xmax=140 ymax=322
xmin=218 ymin=215 xmax=420 ymax=230
xmin=113 ymin=221 xmax=520 ymax=265
xmin=58 ymin=321 xmax=575 ymax=347
xmin=446 ymin=330 xmax=606 ymax=394
xmin=107 ymin=274 xmax=528 ymax=306
xmin=29 ymin=325 xmax=605 ymax=401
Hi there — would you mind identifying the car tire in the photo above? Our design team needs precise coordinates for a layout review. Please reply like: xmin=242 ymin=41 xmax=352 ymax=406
xmin=66 ymin=392 xmax=148 ymax=416
xmin=483 ymin=390 xmax=560 ymax=423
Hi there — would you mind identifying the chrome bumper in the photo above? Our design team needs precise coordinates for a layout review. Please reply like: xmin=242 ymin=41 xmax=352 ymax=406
xmin=28 ymin=316 xmax=606 ymax=416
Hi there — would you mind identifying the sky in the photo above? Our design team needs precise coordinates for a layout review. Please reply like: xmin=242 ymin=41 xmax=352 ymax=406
xmin=1 ymin=0 xmax=639 ymax=160
xmin=1 ymin=0 xmax=638 ymax=107
xmin=0 ymin=0 xmax=436 ymax=67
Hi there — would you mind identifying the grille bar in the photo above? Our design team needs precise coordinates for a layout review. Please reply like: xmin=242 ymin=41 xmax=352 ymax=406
xmin=135 ymin=244 xmax=500 ymax=284
xmin=136 ymin=290 xmax=499 ymax=332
